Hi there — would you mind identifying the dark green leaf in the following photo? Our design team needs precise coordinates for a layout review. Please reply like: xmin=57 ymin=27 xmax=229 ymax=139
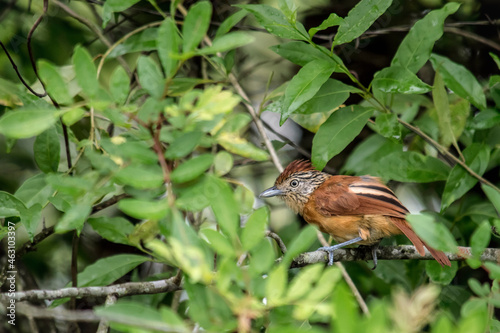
xmin=468 ymin=278 xmax=490 ymax=297
xmin=281 ymin=60 xmax=336 ymax=124
xmin=207 ymin=176 xmax=239 ymax=240
xmin=441 ymin=144 xmax=490 ymax=211
xmin=236 ymin=4 xmax=308 ymax=41
xmin=109 ymin=66 xmax=130 ymax=105
xmin=312 ymin=105 xmax=373 ymax=170
xmin=430 ymin=53 xmax=486 ymax=109
xmin=73 ymin=45 xmax=99 ymax=98
xmin=157 ymin=18 xmax=180 ymax=78
xmin=374 ymin=151 xmax=450 ymax=182
xmin=215 ymin=10 xmax=248 ymax=38
xmin=309 ymin=13 xmax=343 ymax=38
xmin=334 ymin=0 xmax=393 ymax=45
xmin=183 ymin=1 xmax=212 ymax=53
xmin=88 ymin=217 xmax=134 ymax=245
xmin=174 ymin=176 xmax=210 ymax=212
xmin=46 ymin=173 xmax=94 ymax=198
xmin=490 ymin=52 xmax=500 ymax=69
xmin=165 ymin=131 xmax=203 ymax=159
xmin=137 ymin=56 xmax=164 ymax=99
xmin=470 ymin=109 xmax=500 ymax=130
xmin=407 ymin=214 xmax=457 ymax=252
xmin=282 ymin=225 xmax=318 ymax=266
xmin=108 ymin=28 xmax=157 ymax=58
xmin=38 ymin=60 xmax=72 ymax=104
xmin=102 ymin=0 xmax=141 ymax=27
xmin=375 ymin=113 xmax=401 ymax=142
xmin=0 ymin=109 xmax=58 ymax=139
xmin=15 ymin=174 xmax=54 ymax=208
xmin=484 ymin=262 xmax=500 ymax=280
xmin=270 ymin=41 xmax=340 ymax=68
xmin=118 ymin=198 xmax=169 ymax=220
xmin=241 ymin=206 xmax=269 ymax=251
xmin=170 ymin=154 xmax=214 ymax=183
xmin=469 ymin=220 xmax=491 ymax=259
xmin=114 ymin=164 xmax=164 ymax=189
xmin=197 ymin=32 xmax=255 ymax=55
xmin=372 ymin=65 xmax=431 ymax=94
xmin=433 ymin=70 xmax=456 ymax=149
xmin=391 ymin=3 xmax=460 ymax=73
xmin=426 ymin=260 xmax=458 ymax=285
xmin=34 ymin=127 xmax=60 ymax=173
xmin=55 ymin=202 xmax=92 ymax=234
xmin=295 ymin=79 xmax=359 ymax=115
xmin=78 ymin=254 xmax=148 ymax=286
xmin=481 ymin=184 xmax=500 ymax=215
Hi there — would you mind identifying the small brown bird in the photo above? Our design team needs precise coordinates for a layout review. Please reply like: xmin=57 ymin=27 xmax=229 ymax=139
xmin=260 ymin=160 xmax=451 ymax=268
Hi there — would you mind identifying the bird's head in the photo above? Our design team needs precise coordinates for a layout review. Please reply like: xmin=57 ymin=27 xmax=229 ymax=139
xmin=259 ymin=160 xmax=329 ymax=214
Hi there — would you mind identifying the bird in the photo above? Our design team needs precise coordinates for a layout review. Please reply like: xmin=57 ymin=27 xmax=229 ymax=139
xmin=259 ymin=159 xmax=451 ymax=269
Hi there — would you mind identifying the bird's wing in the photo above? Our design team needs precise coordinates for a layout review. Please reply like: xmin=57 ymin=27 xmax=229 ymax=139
xmin=314 ymin=175 xmax=409 ymax=219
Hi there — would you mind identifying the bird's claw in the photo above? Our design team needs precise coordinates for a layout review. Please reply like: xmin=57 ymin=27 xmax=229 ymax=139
xmin=318 ymin=246 xmax=336 ymax=266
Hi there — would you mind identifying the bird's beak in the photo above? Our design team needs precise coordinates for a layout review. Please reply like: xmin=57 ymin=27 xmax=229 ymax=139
xmin=259 ymin=186 xmax=284 ymax=198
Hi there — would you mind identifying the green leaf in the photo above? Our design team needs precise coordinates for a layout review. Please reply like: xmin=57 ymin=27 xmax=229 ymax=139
xmin=249 ymin=239 xmax=276 ymax=275
xmin=109 ymin=66 xmax=130 ymax=105
xmin=281 ymin=60 xmax=336 ymax=124
xmin=309 ymin=13 xmax=343 ymax=38
xmin=55 ymin=202 xmax=92 ymax=234
xmin=108 ymin=28 xmax=157 ymax=58
xmin=241 ymin=206 xmax=269 ymax=251
xmin=441 ymin=144 xmax=489 ymax=211
xmin=295 ymin=79 xmax=359 ymax=115
xmin=102 ymin=0 xmax=141 ymax=28
xmin=114 ymin=164 xmax=164 ymax=189
xmin=312 ymin=105 xmax=373 ymax=170
xmin=490 ymin=52 xmax=500 ymax=70
xmin=236 ymin=4 xmax=308 ymax=41
xmin=270 ymin=41 xmax=340 ymax=68
xmin=201 ymin=229 xmax=235 ymax=257
xmin=62 ymin=107 xmax=85 ymax=126
xmin=426 ymin=260 xmax=458 ymax=285
xmin=430 ymin=53 xmax=486 ymax=109
xmin=215 ymin=10 xmax=248 ymax=38
xmin=375 ymin=113 xmax=401 ymax=142
xmin=88 ymin=217 xmax=134 ymax=245
xmin=0 ymin=192 xmax=39 ymax=240
xmin=469 ymin=220 xmax=491 ymax=259
xmin=157 ymin=18 xmax=180 ymax=79
xmin=391 ymin=3 xmax=460 ymax=73
xmin=483 ymin=262 xmax=500 ymax=280
xmin=481 ymin=184 xmax=500 ymax=215
xmin=137 ymin=56 xmax=164 ymax=99
xmin=78 ymin=254 xmax=148 ymax=286
xmin=282 ymin=225 xmax=318 ymax=266
xmin=207 ymin=176 xmax=239 ymax=240
xmin=34 ymin=127 xmax=60 ymax=173
xmin=407 ymin=214 xmax=457 ymax=253
xmin=217 ymin=133 xmax=269 ymax=161
xmin=182 ymin=1 xmax=212 ymax=53
xmin=118 ymin=198 xmax=169 ymax=220
xmin=38 ymin=60 xmax=72 ymax=104
xmin=170 ymin=154 xmax=214 ymax=183
xmin=372 ymin=65 xmax=431 ymax=94
xmin=165 ymin=131 xmax=203 ymax=159
xmin=468 ymin=278 xmax=490 ymax=297
xmin=214 ymin=151 xmax=233 ymax=176
xmin=433 ymin=70 xmax=456 ymax=149
xmin=374 ymin=151 xmax=450 ymax=182
xmin=334 ymin=0 xmax=393 ymax=45
xmin=266 ymin=265 xmax=288 ymax=305
xmin=72 ymin=45 xmax=99 ymax=98
xmin=470 ymin=109 xmax=500 ymax=130
xmin=174 ymin=176 xmax=210 ymax=212
xmin=197 ymin=32 xmax=255 ymax=55
xmin=0 ymin=109 xmax=58 ymax=139
xmin=15 ymin=173 xmax=54 ymax=208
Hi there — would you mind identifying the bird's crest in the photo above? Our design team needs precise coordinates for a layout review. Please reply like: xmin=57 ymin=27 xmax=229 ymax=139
xmin=276 ymin=159 xmax=316 ymax=185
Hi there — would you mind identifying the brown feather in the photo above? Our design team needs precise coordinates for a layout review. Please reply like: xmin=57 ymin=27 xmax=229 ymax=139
xmin=276 ymin=160 xmax=316 ymax=185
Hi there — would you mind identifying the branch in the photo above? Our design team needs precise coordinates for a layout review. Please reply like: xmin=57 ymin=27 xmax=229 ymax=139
xmin=288 ymin=245 xmax=498 ymax=268
xmin=2 ymin=274 xmax=181 ymax=302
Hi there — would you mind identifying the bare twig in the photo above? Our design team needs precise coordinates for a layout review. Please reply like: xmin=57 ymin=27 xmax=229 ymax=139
xmin=96 ymin=294 xmax=117 ymax=333
xmin=265 ymin=231 xmax=287 ymax=254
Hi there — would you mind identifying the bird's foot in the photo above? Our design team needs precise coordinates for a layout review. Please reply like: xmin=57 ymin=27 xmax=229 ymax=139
xmin=359 ymin=243 xmax=380 ymax=270
xmin=318 ymin=246 xmax=336 ymax=266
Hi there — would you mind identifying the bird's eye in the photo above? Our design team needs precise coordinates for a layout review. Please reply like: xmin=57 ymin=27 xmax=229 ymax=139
xmin=290 ymin=179 xmax=299 ymax=187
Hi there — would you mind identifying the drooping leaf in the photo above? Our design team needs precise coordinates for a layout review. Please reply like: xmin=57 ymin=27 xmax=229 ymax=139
xmin=430 ymin=53 xmax=486 ymax=109
xmin=55 ymin=202 xmax=92 ymax=234
xmin=241 ymin=206 xmax=269 ymax=251
xmin=280 ymin=60 xmax=336 ymax=124
xmin=157 ymin=18 xmax=180 ymax=79
xmin=207 ymin=176 xmax=239 ymax=240
xmin=372 ymin=65 xmax=431 ymax=94
xmin=270 ymin=41 xmax=340 ymax=68
xmin=391 ymin=3 xmax=460 ymax=73
xmin=441 ymin=144 xmax=489 ymax=211
xmin=0 ymin=109 xmax=58 ymax=139
xmin=137 ymin=56 xmax=164 ymax=99
xmin=38 ymin=60 xmax=72 ymax=104
xmin=309 ymin=13 xmax=344 ymax=38
xmin=72 ymin=45 xmax=99 ymax=98
xmin=334 ymin=0 xmax=393 ymax=45
xmin=109 ymin=66 xmax=130 ymax=105
xmin=182 ymin=1 xmax=212 ymax=53
xmin=34 ymin=126 xmax=60 ymax=173
xmin=88 ymin=216 xmax=134 ymax=245
xmin=312 ymin=105 xmax=373 ymax=170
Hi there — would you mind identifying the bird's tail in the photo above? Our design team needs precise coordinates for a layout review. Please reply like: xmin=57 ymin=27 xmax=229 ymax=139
xmin=390 ymin=217 xmax=451 ymax=267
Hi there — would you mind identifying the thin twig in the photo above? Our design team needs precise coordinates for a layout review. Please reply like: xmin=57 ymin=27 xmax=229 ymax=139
xmin=265 ymin=230 xmax=287 ymax=254
xmin=96 ymin=294 xmax=117 ymax=333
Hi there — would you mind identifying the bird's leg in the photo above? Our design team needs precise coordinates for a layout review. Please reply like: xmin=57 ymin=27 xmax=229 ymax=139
xmin=370 ymin=242 xmax=380 ymax=270
xmin=318 ymin=236 xmax=363 ymax=266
